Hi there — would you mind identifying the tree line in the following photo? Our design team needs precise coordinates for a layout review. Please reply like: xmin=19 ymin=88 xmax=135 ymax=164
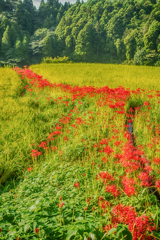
xmin=0 ymin=0 xmax=160 ymax=67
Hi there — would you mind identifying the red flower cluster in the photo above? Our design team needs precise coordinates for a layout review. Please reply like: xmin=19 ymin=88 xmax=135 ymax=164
xmin=128 ymin=215 xmax=156 ymax=240
xmin=105 ymin=184 xmax=120 ymax=197
xmin=35 ymin=228 xmax=39 ymax=234
xmin=98 ymin=171 xmax=115 ymax=185
xmin=74 ymin=182 xmax=80 ymax=188
xmin=57 ymin=202 xmax=64 ymax=208
xmin=110 ymin=204 xmax=156 ymax=240
xmin=138 ymin=172 xmax=152 ymax=187
xmin=112 ymin=204 xmax=137 ymax=225
xmin=121 ymin=176 xmax=136 ymax=197
xmin=155 ymin=180 xmax=160 ymax=189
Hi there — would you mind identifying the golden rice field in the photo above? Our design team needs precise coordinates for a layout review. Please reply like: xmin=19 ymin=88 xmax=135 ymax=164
xmin=30 ymin=63 xmax=160 ymax=91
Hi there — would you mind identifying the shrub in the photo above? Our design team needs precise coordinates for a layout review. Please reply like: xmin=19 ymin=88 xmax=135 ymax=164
xmin=133 ymin=48 xmax=147 ymax=65
xmin=41 ymin=56 xmax=73 ymax=63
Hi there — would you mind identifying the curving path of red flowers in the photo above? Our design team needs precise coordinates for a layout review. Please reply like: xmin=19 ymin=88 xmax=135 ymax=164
xmin=12 ymin=66 xmax=160 ymax=240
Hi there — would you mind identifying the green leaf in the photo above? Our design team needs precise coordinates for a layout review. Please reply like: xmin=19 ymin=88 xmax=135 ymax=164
xmin=107 ymin=228 xmax=117 ymax=235
xmin=29 ymin=205 xmax=37 ymax=211
xmin=66 ymin=227 xmax=78 ymax=240
xmin=24 ymin=224 xmax=30 ymax=233
xmin=74 ymin=223 xmax=85 ymax=230
xmin=116 ymin=225 xmax=132 ymax=240
xmin=33 ymin=222 xmax=37 ymax=231
xmin=88 ymin=232 xmax=96 ymax=239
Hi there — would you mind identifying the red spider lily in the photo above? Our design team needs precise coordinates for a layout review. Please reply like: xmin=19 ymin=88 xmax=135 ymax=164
xmin=39 ymin=142 xmax=47 ymax=148
xmin=144 ymin=165 xmax=152 ymax=173
xmin=153 ymin=157 xmax=160 ymax=166
xmin=28 ymin=167 xmax=33 ymax=172
xmin=105 ymin=185 xmax=120 ymax=197
xmin=84 ymin=207 xmax=87 ymax=211
xmin=74 ymin=182 xmax=80 ymax=188
xmin=112 ymin=204 xmax=137 ymax=225
xmin=104 ymin=145 xmax=114 ymax=155
xmin=121 ymin=176 xmax=137 ymax=197
xmin=0 ymin=228 xmax=2 ymax=233
xmin=98 ymin=171 xmax=115 ymax=185
xmin=98 ymin=200 xmax=110 ymax=209
xmin=57 ymin=202 xmax=64 ymax=208
xmin=98 ymin=196 xmax=104 ymax=201
xmin=102 ymin=157 xmax=109 ymax=164
xmin=103 ymin=223 xmax=118 ymax=233
xmin=156 ymin=180 xmax=160 ymax=189
xmin=128 ymin=215 xmax=156 ymax=240
xmin=138 ymin=172 xmax=152 ymax=187
xmin=35 ymin=228 xmax=40 ymax=234
xmin=144 ymin=101 xmax=150 ymax=106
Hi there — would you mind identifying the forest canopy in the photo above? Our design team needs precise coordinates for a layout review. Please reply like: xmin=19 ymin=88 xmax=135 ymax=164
xmin=0 ymin=0 xmax=160 ymax=67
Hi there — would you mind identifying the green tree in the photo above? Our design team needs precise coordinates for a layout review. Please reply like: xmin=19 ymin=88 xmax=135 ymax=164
xmin=23 ymin=34 xmax=29 ymax=61
xmin=0 ymin=16 xmax=10 ymax=32
xmin=75 ymin=19 xmax=94 ymax=61
xmin=133 ymin=48 xmax=147 ymax=65
xmin=124 ymin=29 xmax=137 ymax=61
xmin=14 ymin=37 xmax=23 ymax=58
xmin=65 ymin=34 xmax=73 ymax=54
xmin=14 ymin=0 xmax=24 ymax=31
xmin=114 ymin=38 xmax=125 ymax=61
xmin=144 ymin=50 xmax=158 ymax=65
xmin=64 ymin=26 xmax=72 ymax=37
xmin=0 ymin=0 xmax=5 ymax=13
xmin=1 ymin=25 xmax=11 ymax=56
xmin=56 ymin=12 xmax=61 ymax=26
xmin=10 ymin=24 xmax=19 ymax=47
xmin=144 ymin=20 xmax=160 ymax=52
xmin=42 ymin=35 xmax=53 ymax=58
xmin=71 ymin=26 xmax=79 ymax=41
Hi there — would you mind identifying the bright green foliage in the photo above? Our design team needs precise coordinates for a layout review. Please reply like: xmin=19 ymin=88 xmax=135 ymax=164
xmin=144 ymin=49 xmax=159 ymax=65
xmin=10 ymin=24 xmax=19 ymax=47
xmin=134 ymin=48 xmax=147 ymax=65
xmin=144 ymin=20 xmax=160 ymax=51
xmin=124 ymin=29 xmax=137 ymax=61
xmin=14 ymin=37 xmax=23 ymax=58
xmin=65 ymin=35 xmax=74 ymax=54
xmin=1 ymin=25 xmax=11 ymax=56
xmin=42 ymin=35 xmax=53 ymax=58
xmin=0 ymin=0 xmax=160 ymax=66
xmin=41 ymin=56 xmax=71 ymax=63
xmin=75 ymin=19 xmax=94 ymax=61
xmin=22 ymin=34 xmax=29 ymax=60
xmin=0 ymin=0 xmax=5 ymax=13
xmin=0 ymin=16 xmax=10 ymax=32
xmin=29 ymin=28 xmax=55 ymax=63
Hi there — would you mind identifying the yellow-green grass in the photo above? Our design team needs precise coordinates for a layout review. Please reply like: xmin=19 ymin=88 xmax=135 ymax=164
xmin=0 ymin=67 xmax=23 ymax=99
xmin=0 ymin=66 xmax=72 ymax=184
xmin=30 ymin=63 xmax=160 ymax=91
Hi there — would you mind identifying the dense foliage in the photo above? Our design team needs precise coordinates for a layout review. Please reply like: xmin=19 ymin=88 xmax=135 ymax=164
xmin=0 ymin=0 xmax=160 ymax=67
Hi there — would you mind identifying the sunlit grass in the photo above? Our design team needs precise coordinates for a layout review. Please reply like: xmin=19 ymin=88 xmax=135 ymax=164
xmin=30 ymin=63 xmax=160 ymax=91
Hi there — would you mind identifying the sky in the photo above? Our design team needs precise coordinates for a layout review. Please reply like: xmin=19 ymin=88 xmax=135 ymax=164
xmin=32 ymin=0 xmax=87 ymax=9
